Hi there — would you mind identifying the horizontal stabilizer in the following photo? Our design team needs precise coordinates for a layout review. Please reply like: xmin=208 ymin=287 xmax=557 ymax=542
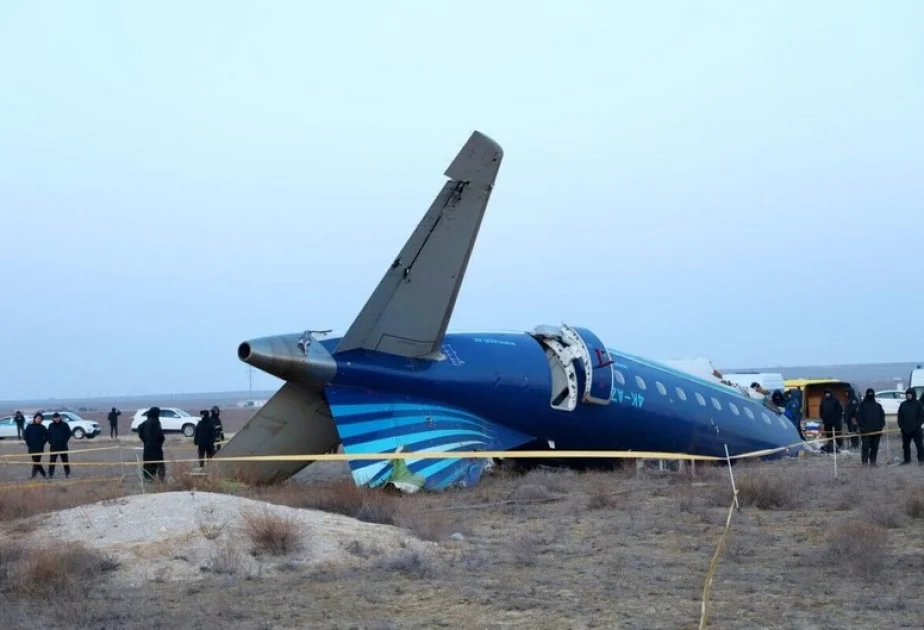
xmin=324 ymin=385 xmax=534 ymax=491
xmin=334 ymin=130 xmax=504 ymax=360
xmin=211 ymin=381 xmax=340 ymax=484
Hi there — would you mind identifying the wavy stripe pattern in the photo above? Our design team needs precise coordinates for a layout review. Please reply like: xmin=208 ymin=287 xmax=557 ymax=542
xmin=325 ymin=386 xmax=534 ymax=491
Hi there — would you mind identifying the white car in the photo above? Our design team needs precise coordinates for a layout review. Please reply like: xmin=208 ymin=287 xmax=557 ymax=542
xmin=0 ymin=412 xmax=100 ymax=440
xmin=875 ymin=390 xmax=905 ymax=415
xmin=130 ymin=407 xmax=200 ymax=437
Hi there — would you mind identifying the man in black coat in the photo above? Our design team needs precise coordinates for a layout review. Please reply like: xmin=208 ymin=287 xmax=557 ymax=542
xmin=138 ymin=406 xmax=166 ymax=482
xmin=47 ymin=412 xmax=73 ymax=479
xmin=896 ymin=388 xmax=924 ymax=465
xmin=844 ymin=391 xmax=860 ymax=449
xmin=13 ymin=410 xmax=25 ymax=441
xmin=856 ymin=388 xmax=886 ymax=466
xmin=194 ymin=411 xmax=217 ymax=468
xmin=23 ymin=413 xmax=48 ymax=479
xmin=107 ymin=407 xmax=122 ymax=439
xmin=209 ymin=406 xmax=225 ymax=453
xmin=818 ymin=390 xmax=844 ymax=453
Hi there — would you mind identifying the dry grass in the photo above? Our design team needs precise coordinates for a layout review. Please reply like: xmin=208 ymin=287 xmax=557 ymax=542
xmin=239 ymin=507 xmax=303 ymax=556
xmin=823 ymin=518 xmax=888 ymax=578
xmin=0 ymin=540 xmax=118 ymax=599
xmin=0 ymin=482 xmax=131 ymax=523
xmin=4 ymin=449 xmax=924 ymax=628
xmin=733 ymin=468 xmax=804 ymax=509
xmin=902 ymin=488 xmax=924 ymax=518
xmin=249 ymin=478 xmax=400 ymax=524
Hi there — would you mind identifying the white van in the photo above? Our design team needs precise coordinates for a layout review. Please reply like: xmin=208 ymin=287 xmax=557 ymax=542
xmin=909 ymin=367 xmax=924 ymax=399
xmin=721 ymin=372 xmax=786 ymax=395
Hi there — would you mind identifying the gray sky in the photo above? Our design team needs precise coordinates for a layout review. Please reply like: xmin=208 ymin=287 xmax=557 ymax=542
xmin=2 ymin=1 xmax=922 ymax=401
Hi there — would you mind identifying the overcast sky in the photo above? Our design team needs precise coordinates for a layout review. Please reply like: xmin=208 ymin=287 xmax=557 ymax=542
xmin=2 ymin=1 xmax=923 ymax=401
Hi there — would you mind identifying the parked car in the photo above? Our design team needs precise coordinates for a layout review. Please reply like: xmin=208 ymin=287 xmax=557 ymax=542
xmin=0 ymin=416 xmax=23 ymax=439
xmin=874 ymin=389 xmax=905 ymax=415
xmin=130 ymin=407 xmax=199 ymax=437
xmin=0 ymin=412 xmax=101 ymax=440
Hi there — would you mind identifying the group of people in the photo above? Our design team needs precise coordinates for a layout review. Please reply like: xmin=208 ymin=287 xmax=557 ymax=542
xmin=135 ymin=405 xmax=224 ymax=481
xmin=816 ymin=386 xmax=924 ymax=467
xmin=15 ymin=405 xmax=225 ymax=482
xmin=22 ymin=412 xmax=74 ymax=479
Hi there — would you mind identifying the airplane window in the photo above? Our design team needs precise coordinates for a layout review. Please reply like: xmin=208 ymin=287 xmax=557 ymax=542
xmin=761 ymin=412 xmax=772 ymax=425
xmin=656 ymin=381 xmax=667 ymax=395
xmin=778 ymin=416 xmax=789 ymax=429
xmin=744 ymin=407 xmax=755 ymax=420
xmin=614 ymin=370 xmax=626 ymax=386
xmin=695 ymin=393 xmax=706 ymax=406
xmin=729 ymin=403 xmax=740 ymax=416
xmin=711 ymin=397 xmax=722 ymax=411
xmin=635 ymin=375 xmax=646 ymax=390
xmin=676 ymin=387 xmax=687 ymax=401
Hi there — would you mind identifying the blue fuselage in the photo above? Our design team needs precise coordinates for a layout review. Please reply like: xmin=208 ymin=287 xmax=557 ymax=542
xmin=322 ymin=331 xmax=801 ymax=459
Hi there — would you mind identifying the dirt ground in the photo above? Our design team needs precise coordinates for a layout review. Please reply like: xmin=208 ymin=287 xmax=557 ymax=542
xmin=2 ymin=445 xmax=924 ymax=630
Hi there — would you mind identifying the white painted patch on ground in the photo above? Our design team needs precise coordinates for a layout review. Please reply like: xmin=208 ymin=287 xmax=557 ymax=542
xmin=22 ymin=491 xmax=432 ymax=587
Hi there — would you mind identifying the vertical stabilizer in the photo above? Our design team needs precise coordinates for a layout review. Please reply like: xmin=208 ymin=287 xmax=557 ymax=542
xmin=334 ymin=131 xmax=503 ymax=359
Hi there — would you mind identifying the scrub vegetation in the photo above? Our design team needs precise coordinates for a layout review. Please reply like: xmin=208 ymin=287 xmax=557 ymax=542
xmin=1 ymin=447 xmax=924 ymax=629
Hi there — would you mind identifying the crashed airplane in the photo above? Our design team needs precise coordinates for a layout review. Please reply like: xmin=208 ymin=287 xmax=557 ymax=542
xmin=216 ymin=131 xmax=803 ymax=491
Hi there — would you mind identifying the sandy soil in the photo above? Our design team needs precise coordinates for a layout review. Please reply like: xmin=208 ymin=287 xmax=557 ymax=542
xmin=22 ymin=491 xmax=434 ymax=588
xmin=2 ymin=449 xmax=924 ymax=629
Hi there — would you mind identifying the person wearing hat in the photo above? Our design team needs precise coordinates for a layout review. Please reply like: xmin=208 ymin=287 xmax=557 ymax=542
xmin=137 ymin=406 xmax=166 ymax=481
xmin=855 ymin=388 xmax=886 ymax=466
xmin=47 ymin=412 xmax=73 ymax=479
xmin=818 ymin=389 xmax=844 ymax=453
xmin=13 ymin=410 xmax=25 ymax=441
xmin=194 ymin=409 xmax=218 ymax=468
xmin=209 ymin=405 xmax=225 ymax=453
xmin=897 ymin=388 xmax=924 ymax=465
xmin=23 ymin=412 xmax=49 ymax=479
xmin=107 ymin=407 xmax=122 ymax=439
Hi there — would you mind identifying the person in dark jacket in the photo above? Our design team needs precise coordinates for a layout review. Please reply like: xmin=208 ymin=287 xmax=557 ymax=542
xmin=138 ymin=406 xmax=166 ymax=482
xmin=13 ymin=410 xmax=25 ymax=441
xmin=47 ymin=412 xmax=72 ymax=479
xmin=844 ymin=392 xmax=860 ymax=450
xmin=818 ymin=390 xmax=844 ymax=453
xmin=23 ymin=413 xmax=48 ymax=479
xmin=194 ymin=411 xmax=217 ymax=468
xmin=855 ymin=388 xmax=886 ymax=466
xmin=209 ymin=406 xmax=225 ymax=453
xmin=896 ymin=388 xmax=924 ymax=465
xmin=107 ymin=407 xmax=122 ymax=439
xmin=784 ymin=389 xmax=805 ymax=440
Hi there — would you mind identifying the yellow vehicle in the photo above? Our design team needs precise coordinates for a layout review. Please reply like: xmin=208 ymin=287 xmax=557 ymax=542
xmin=784 ymin=378 xmax=857 ymax=422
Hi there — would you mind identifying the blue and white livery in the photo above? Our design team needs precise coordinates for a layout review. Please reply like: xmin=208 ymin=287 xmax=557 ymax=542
xmin=216 ymin=131 xmax=803 ymax=491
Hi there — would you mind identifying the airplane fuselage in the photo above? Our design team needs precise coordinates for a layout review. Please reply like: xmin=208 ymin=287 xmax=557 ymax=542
xmin=218 ymin=131 xmax=803 ymax=490
xmin=322 ymin=330 xmax=801 ymax=460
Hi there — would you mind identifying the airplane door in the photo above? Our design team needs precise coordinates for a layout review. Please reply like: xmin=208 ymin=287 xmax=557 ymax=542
xmin=564 ymin=325 xmax=614 ymax=406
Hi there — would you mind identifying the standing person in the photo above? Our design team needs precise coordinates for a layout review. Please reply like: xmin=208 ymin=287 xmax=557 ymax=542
xmin=13 ymin=410 xmax=25 ymax=441
xmin=818 ymin=390 xmax=844 ymax=453
xmin=784 ymin=389 xmax=805 ymax=440
xmin=137 ymin=406 xmax=166 ymax=482
xmin=856 ymin=388 xmax=886 ymax=466
xmin=209 ymin=406 xmax=225 ymax=453
xmin=844 ymin=391 xmax=860 ymax=450
xmin=194 ymin=410 xmax=217 ymax=468
xmin=23 ymin=413 xmax=48 ymax=479
xmin=47 ymin=412 xmax=72 ymax=479
xmin=896 ymin=388 xmax=924 ymax=465
xmin=107 ymin=407 xmax=122 ymax=439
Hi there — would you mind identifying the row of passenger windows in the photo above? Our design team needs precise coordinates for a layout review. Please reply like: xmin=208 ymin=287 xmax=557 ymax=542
xmin=614 ymin=369 xmax=790 ymax=430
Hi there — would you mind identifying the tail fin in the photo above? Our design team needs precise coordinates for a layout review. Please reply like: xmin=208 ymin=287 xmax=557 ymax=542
xmin=210 ymin=381 xmax=340 ymax=484
xmin=334 ymin=131 xmax=503 ymax=359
